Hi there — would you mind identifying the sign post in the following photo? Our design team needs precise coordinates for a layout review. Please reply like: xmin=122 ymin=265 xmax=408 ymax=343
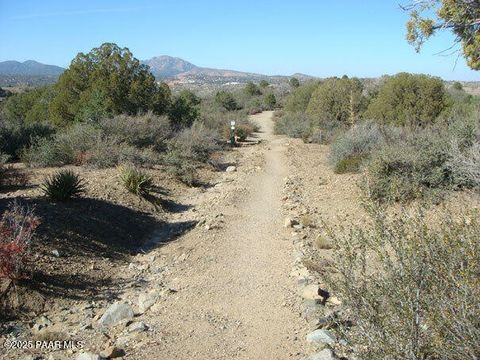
xmin=230 ymin=120 xmax=236 ymax=146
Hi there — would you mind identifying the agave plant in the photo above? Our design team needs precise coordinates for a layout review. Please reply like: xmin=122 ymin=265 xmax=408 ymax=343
xmin=41 ymin=170 xmax=86 ymax=201
xmin=119 ymin=165 xmax=153 ymax=197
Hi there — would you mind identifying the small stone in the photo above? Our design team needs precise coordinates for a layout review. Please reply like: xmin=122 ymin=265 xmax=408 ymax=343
xmin=98 ymin=302 xmax=134 ymax=327
xmin=308 ymin=348 xmax=337 ymax=360
xmin=80 ymin=323 xmax=93 ymax=331
xmin=51 ymin=249 xmax=61 ymax=257
xmin=76 ymin=352 xmax=102 ymax=360
xmin=306 ymin=329 xmax=336 ymax=345
xmin=32 ymin=315 xmax=52 ymax=332
xmin=225 ymin=166 xmax=237 ymax=172
xmin=128 ymin=321 xmax=148 ymax=333
xmin=301 ymin=285 xmax=321 ymax=301
xmin=327 ymin=296 xmax=342 ymax=306
xmin=284 ymin=217 xmax=298 ymax=228
xmin=138 ymin=290 xmax=159 ymax=313
xmin=177 ymin=253 xmax=187 ymax=262
xmin=100 ymin=346 xmax=125 ymax=359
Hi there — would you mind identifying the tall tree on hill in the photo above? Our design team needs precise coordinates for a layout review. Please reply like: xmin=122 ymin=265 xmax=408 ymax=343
xmin=404 ymin=0 xmax=480 ymax=70
xmin=49 ymin=43 xmax=171 ymax=126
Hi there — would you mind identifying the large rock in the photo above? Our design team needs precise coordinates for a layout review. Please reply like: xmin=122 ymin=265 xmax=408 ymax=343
xmin=306 ymin=329 xmax=336 ymax=345
xmin=98 ymin=302 xmax=134 ymax=327
xmin=307 ymin=348 xmax=336 ymax=360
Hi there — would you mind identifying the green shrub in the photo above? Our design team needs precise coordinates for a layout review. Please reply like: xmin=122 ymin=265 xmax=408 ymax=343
xmin=259 ymin=80 xmax=269 ymax=88
xmin=169 ymin=121 xmax=221 ymax=162
xmin=334 ymin=154 xmax=366 ymax=174
xmin=88 ymin=138 xmax=160 ymax=168
xmin=306 ymin=77 xmax=365 ymax=125
xmin=168 ymin=90 xmax=201 ymax=130
xmin=244 ymin=82 xmax=262 ymax=96
xmin=235 ymin=124 xmax=254 ymax=141
xmin=274 ymin=112 xmax=312 ymax=138
xmin=99 ymin=113 xmax=171 ymax=152
xmin=308 ymin=119 xmax=347 ymax=145
xmin=289 ymin=77 xmax=300 ymax=88
xmin=365 ymin=73 xmax=448 ymax=128
xmin=284 ymin=81 xmax=319 ymax=113
xmin=162 ymin=150 xmax=197 ymax=186
xmin=41 ymin=170 xmax=85 ymax=201
xmin=0 ymin=121 xmax=54 ymax=159
xmin=263 ymin=92 xmax=277 ymax=110
xmin=325 ymin=203 xmax=480 ymax=359
xmin=244 ymin=97 xmax=263 ymax=115
xmin=329 ymin=122 xmax=397 ymax=173
xmin=215 ymin=91 xmax=239 ymax=111
xmin=22 ymin=123 xmax=101 ymax=167
xmin=119 ymin=165 xmax=154 ymax=196
xmin=365 ymin=130 xmax=452 ymax=202
xmin=449 ymin=140 xmax=480 ymax=187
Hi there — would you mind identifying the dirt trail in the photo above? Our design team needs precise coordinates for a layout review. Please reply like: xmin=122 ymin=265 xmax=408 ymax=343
xmin=139 ymin=111 xmax=306 ymax=360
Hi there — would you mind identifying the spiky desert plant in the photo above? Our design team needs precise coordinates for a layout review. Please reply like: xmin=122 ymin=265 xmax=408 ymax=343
xmin=41 ymin=170 xmax=85 ymax=201
xmin=119 ymin=165 xmax=153 ymax=197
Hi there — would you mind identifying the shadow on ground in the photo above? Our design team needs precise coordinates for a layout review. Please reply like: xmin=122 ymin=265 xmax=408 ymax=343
xmin=0 ymin=195 xmax=196 ymax=319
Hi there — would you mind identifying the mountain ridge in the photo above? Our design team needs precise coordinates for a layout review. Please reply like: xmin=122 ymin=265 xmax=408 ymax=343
xmin=0 ymin=56 xmax=313 ymax=84
xmin=0 ymin=60 xmax=65 ymax=76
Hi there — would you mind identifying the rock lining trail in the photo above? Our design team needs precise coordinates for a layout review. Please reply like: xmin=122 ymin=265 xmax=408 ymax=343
xmin=137 ymin=111 xmax=307 ymax=359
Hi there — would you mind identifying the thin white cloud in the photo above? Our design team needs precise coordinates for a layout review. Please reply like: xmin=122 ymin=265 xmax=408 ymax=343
xmin=10 ymin=6 xmax=156 ymax=20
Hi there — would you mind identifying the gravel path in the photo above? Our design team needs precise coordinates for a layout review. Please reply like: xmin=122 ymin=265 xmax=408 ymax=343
xmin=137 ymin=111 xmax=306 ymax=360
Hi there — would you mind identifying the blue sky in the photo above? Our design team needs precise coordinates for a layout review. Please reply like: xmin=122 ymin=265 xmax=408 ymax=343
xmin=0 ymin=0 xmax=478 ymax=81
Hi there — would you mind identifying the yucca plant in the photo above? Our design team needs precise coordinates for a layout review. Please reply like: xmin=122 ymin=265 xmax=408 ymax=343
xmin=119 ymin=165 xmax=153 ymax=197
xmin=41 ymin=170 xmax=85 ymax=201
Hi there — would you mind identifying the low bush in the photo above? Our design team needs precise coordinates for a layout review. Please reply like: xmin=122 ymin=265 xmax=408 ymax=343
xmin=22 ymin=122 xmax=162 ymax=169
xmin=325 ymin=203 xmax=480 ymax=359
xmin=215 ymin=91 xmax=239 ymax=111
xmin=99 ymin=113 xmax=171 ymax=152
xmin=0 ymin=202 xmax=40 ymax=281
xmin=169 ymin=121 xmax=221 ymax=163
xmin=119 ymin=165 xmax=154 ymax=197
xmin=162 ymin=150 xmax=197 ymax=186
xmin=449 ymin=140 xmax=480 ymax=187
xmin=22 ymin=124 xmax=101 ymax=167
xmin=306 ymin=77 xmax=365 ymax=125
xmin=41 ymin=170 xmax=86 ymax=201
xmin=365 ymin=130 xmax=452 ymax=202
xmin=235 ymin=124 xmax=254 ymax=141
xmin=329 ymin=122 xmax=398 ymax=173
xmin=334 ymin=154 xmax=366 ymax=174
xmin=274 ymin=112 xmax=312 ymax=139
xmin=0 ymin=121 xmax=54 ymax=159
xmin=87 ymin=137 xmax=160 ymax=169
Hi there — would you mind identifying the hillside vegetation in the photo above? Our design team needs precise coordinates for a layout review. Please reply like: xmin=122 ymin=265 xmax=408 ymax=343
xmin=275 ymin=71 xmax=480 ymax=358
